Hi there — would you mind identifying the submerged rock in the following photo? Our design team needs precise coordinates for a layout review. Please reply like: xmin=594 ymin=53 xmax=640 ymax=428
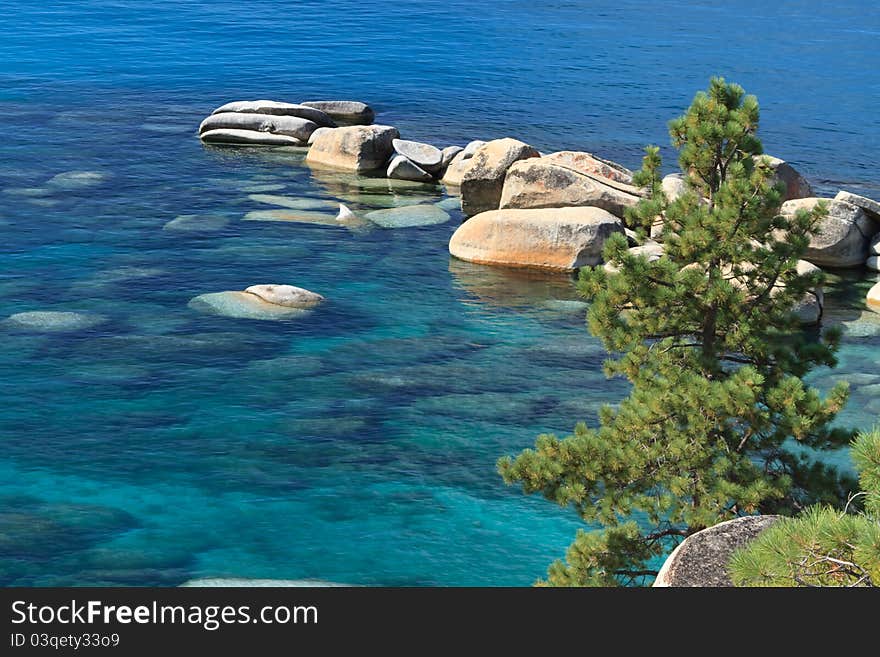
xmin=653 ymin=515 xmax=780 ymax=587
xmin=200 ymin=129 xmax=305 ymax=146
xmin=780 ymin=197 xmax=874 ymax=268
xmin=387 ymin=154 xmax=434 ymax=182
xmin=243 ymin=208 xmax=362 ymax=228
xmin=300 ymin=100 xmax=375 ymax=125
xmin=448 ymin=206 xmax=624 ymax=270
xmin=3 ymin=311 xmax=106 ymax=332
xmin=199 ymin=113 xmax=318 ymax=142
xmin=247 ymin=194 xmax=340 ymax=211
xmin=188 ymin=291 xmax=316 ymax=321
xmin=210 ymin=100 xmax=336 ymax=127
xmin=365 ymin=204 xmax=450 ymax=228
xmin=435 ymin=196 xmax=462 ymax=211
xmin=305 ymin=125 xmax=400 ymax=172
xmin=46 ymin=171 xmax=107 ymax=189
xmin=162 ymin=214 xmax=229 ymax=232
xmin=460 ymin=138 xmax=540 ymax=216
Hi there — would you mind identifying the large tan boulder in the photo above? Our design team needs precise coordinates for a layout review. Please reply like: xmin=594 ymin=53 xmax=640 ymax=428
xmin=460 ymin=138 xmax=540 ymax=216
xmin=653 ymin=515 xmax=780 ymax=587
xmin=499 ymin=158 xmax=642 ymax=218
xmin=305 ymin=125 xmax=400 ymax=172
xmin=448 ymin=206 xmax=623 ymax=270
xmin=780 ymin=197 xmax=875 ymax=268
xmin=541 ymin=151 xmax=634 ymax=184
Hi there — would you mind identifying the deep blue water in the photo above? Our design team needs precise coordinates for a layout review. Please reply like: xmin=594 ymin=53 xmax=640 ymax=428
xmin=1 ymin=1 xmax=878 ymax=586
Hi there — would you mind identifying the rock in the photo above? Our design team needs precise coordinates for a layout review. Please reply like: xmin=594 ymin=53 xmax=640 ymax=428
xmin=242 ymin=209 xmax=363 ymax=228
xmin=868 ymin=281 xmax=880 ymax=313
xmin=662 ymin=173 xmax=689 ymax=202
xmin=181 ymin=578 xmax=346 ymax=587
xmin=499 ymin=158 xmax=642 ymax=218
xmin=248 ymin=194 xmax=339 ymax=211
xmin=300 ymin=100 xmax=375 ymax=125
xmin=541 ymin=151 xmax=633 ymax=184
xmin=440 ymin=146 xmax=464 ymax=168
xmin=460 ymin=138 xmax=540 ymax=216
xmin=756 ymin=155 xmax=812 ymax=201
xmin=199 ymin=113 xmax=318 ymax=142
xmin=305 ymin=125 xmax=400 ymax=172
xmin=162 ymin=214 xmax=229 ymax=232
xmin=780 ymin=198 xmax=874 ymax=268
xmin=448 ymin=206 xmax=623 ymax=270
xmin=244 ymin=284 xmax=324 ymax=307
xmin=435 ymin=196 xmax=462 ymax=211
xmin=188 ymin=291 xmax=315 ymax=321
xmin=653 ymin=515 xmax=780 ymax=587
xmin=392 ymin=139 xmax=443 ymax=170
xmin=387 ymin=154 xmax=434 ymax=182
xmin=603 ymin=241 xmax=664 ymax=274
xmin=461 ymin=140 xmax=487 ymax=159
xmin=870 ymin=233 xmax=880 ymax=256
xmin=46 ymin=171 xmax=107 ymax=189
xmin=200 ymin=129 xmax=305 ymax=146
xmin=308 ymin=126 xmax=334 ymax=145
xmin=791 ymin=260 xmax=824 ymax=325
xmin=365 ymin=204 xmax=450 ymax=228
xmin=3 ymin=311 xmax=106 ymax=332
xmin=867 ymin=256 xmax=880 ymax=271
xmin=336 ymin=203 xmax=356 ymax=220
xmin=210 ymin=100 xmax=336 ymax=127
xmin=835 ymin=190 xmax=880 ymax=222
xmin=440 ymin=151 xmax=472 ymax=187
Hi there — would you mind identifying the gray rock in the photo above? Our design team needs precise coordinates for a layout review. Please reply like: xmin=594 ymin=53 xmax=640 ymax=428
xmin=305 ymin=125 xmax=400 ymax=172
xmin=46 ymin=171 xmax=107 ymax=189
xmin=244 ymin=284 xmax=324 ymax=307
xmin=448 ymin=206 xmax=624 ymax=270
xmin=870 ymin=233 xmax=880 ymax=256
xmin=499 ymin=158 xmax=642 ymax=218
xmin=461 ymin=140 xmax=487 ymax=159
xmin=835 ymin=190 xmax=880 ymax=222
xmin=300 ymin=100 xmax=375 ymax=125
xmin=365 ymin=204 xmax=450 ymax=228
xmin=460 ymin=138 xmax=541 ymax=216
xmin=662 ymin=173 xmax=689 ymax=202
xmin=440 ymin=146 xmax=464 ymax=168
xmin=867 ymin=256 xmax=880 ymax=271
xmin=603 ymin=241 xmax=664 ymax=274
xmin=756 ymin=155 xmax=812 ymax=201
xmin=308 ymin=126 xmax=334 ymax=145
xmin=199 ymin=113 xmax=318 ymax=142
xmin=387 ymin=154 xmax=434 ymax=182
xmin=780 ymin=197 xmax=874 ymax=268
xmin=210 ymin=100 xmax=336 ymax=127
xmin=200 ymin=129 xmax=305 ymax=146
xmin=653 ymin=515 xmax=781 ymax=587
xmin=392 ymin=139 xmax=443 ymax=170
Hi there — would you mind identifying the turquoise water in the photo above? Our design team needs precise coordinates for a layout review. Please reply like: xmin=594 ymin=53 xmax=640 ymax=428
xmin=1 ymin=1 xmax=879 ymax=586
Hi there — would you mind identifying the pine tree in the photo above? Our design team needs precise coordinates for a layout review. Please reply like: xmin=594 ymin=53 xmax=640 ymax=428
xmin=499 ymin=77 xmax=854 ymax=586
xmin=730 ymin=428 xmax=880 ymax=587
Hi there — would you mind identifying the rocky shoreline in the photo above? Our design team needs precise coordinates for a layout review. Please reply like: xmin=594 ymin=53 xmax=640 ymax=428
xmin=196 ymin=97 xmax=880 ymax=326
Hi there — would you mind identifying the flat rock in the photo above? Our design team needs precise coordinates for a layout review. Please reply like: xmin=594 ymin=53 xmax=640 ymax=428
xmin=756 ymin=155 xmax=812 ymax=201
xmin=3 ymin=310 xmax=106 ymax=332
xmin=868 ymin=281 xmax=880 ymax=313
xmin=305 ymin=125 xmax=400 ymax=172
xmin=200 ymin=129 xmax=305 ymax=146
xmin=653 ymin=515 xmax=780 ymax=587
xmin=210 ymin=100 xmax=336 ymax=127
xmin=300 ymin=100 xmax=375 ymax=125
xmin=199 ymin=113 xmax=318 ymax=141
xmin=387 ymin=154 xmax=434 ymax=182
xmin=392 ymin=139 xmax=443 ymax=170
xmin=243 ymin=208 xmax=362 ymax=228
xmin=188 ymin=291 xmax=314 ymax=321
xmin=780 ymin=197 xmax=874 ymax=268
xmin=448 ymin=206 xmax=624 ymax=270
xmin=247 ymin=194 xmax=339 ymax=211
xmin=460 ymin=138 xmax=540 ymax=216
xmin=835 ymin=190 xmax=880 ymax=222
xmin=500 ymin=158 xmax=642 ymax=218
xmin=244 ymin=284 xmax=324 ymax=307
xmin=541 ymin=151 xmax=633 ymax=184
xmin=365 ymin=204 xmax=450 ymax=228
xmin=162 ymin=214 xmax=229 ymax=232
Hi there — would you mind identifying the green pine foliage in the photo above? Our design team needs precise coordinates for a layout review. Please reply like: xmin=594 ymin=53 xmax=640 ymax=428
xmin=730 ymin=428 xmax=880 ymax=587
xmin=498 ymin=77 xmax=854 ymax=586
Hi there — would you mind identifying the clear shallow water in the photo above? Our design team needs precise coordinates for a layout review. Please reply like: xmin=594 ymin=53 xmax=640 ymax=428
xmin=0 ymin=1 xmax=878 ymax=585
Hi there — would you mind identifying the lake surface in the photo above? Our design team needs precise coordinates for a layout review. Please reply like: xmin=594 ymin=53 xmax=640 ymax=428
xmin=1 ymin=1 xmax=878 ymax=585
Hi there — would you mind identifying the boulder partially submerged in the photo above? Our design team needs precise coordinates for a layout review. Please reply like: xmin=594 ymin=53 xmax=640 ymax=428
xmin=460 ymin=138 xmax=540 ymax=216
xmin=189 ymin=284 xmax=324 ymax=321
xmin=301 ymin=100 xmax=375 ymax=125
xmin=449 ymin=206 xmax=623 ymax=270
xmin=306 ymin=125 xmax=400 ymax=172
xmin=199 ymin=113 xmax=318 ymax=143
xmin=211 ymin=100 xmax=335 ymax=126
